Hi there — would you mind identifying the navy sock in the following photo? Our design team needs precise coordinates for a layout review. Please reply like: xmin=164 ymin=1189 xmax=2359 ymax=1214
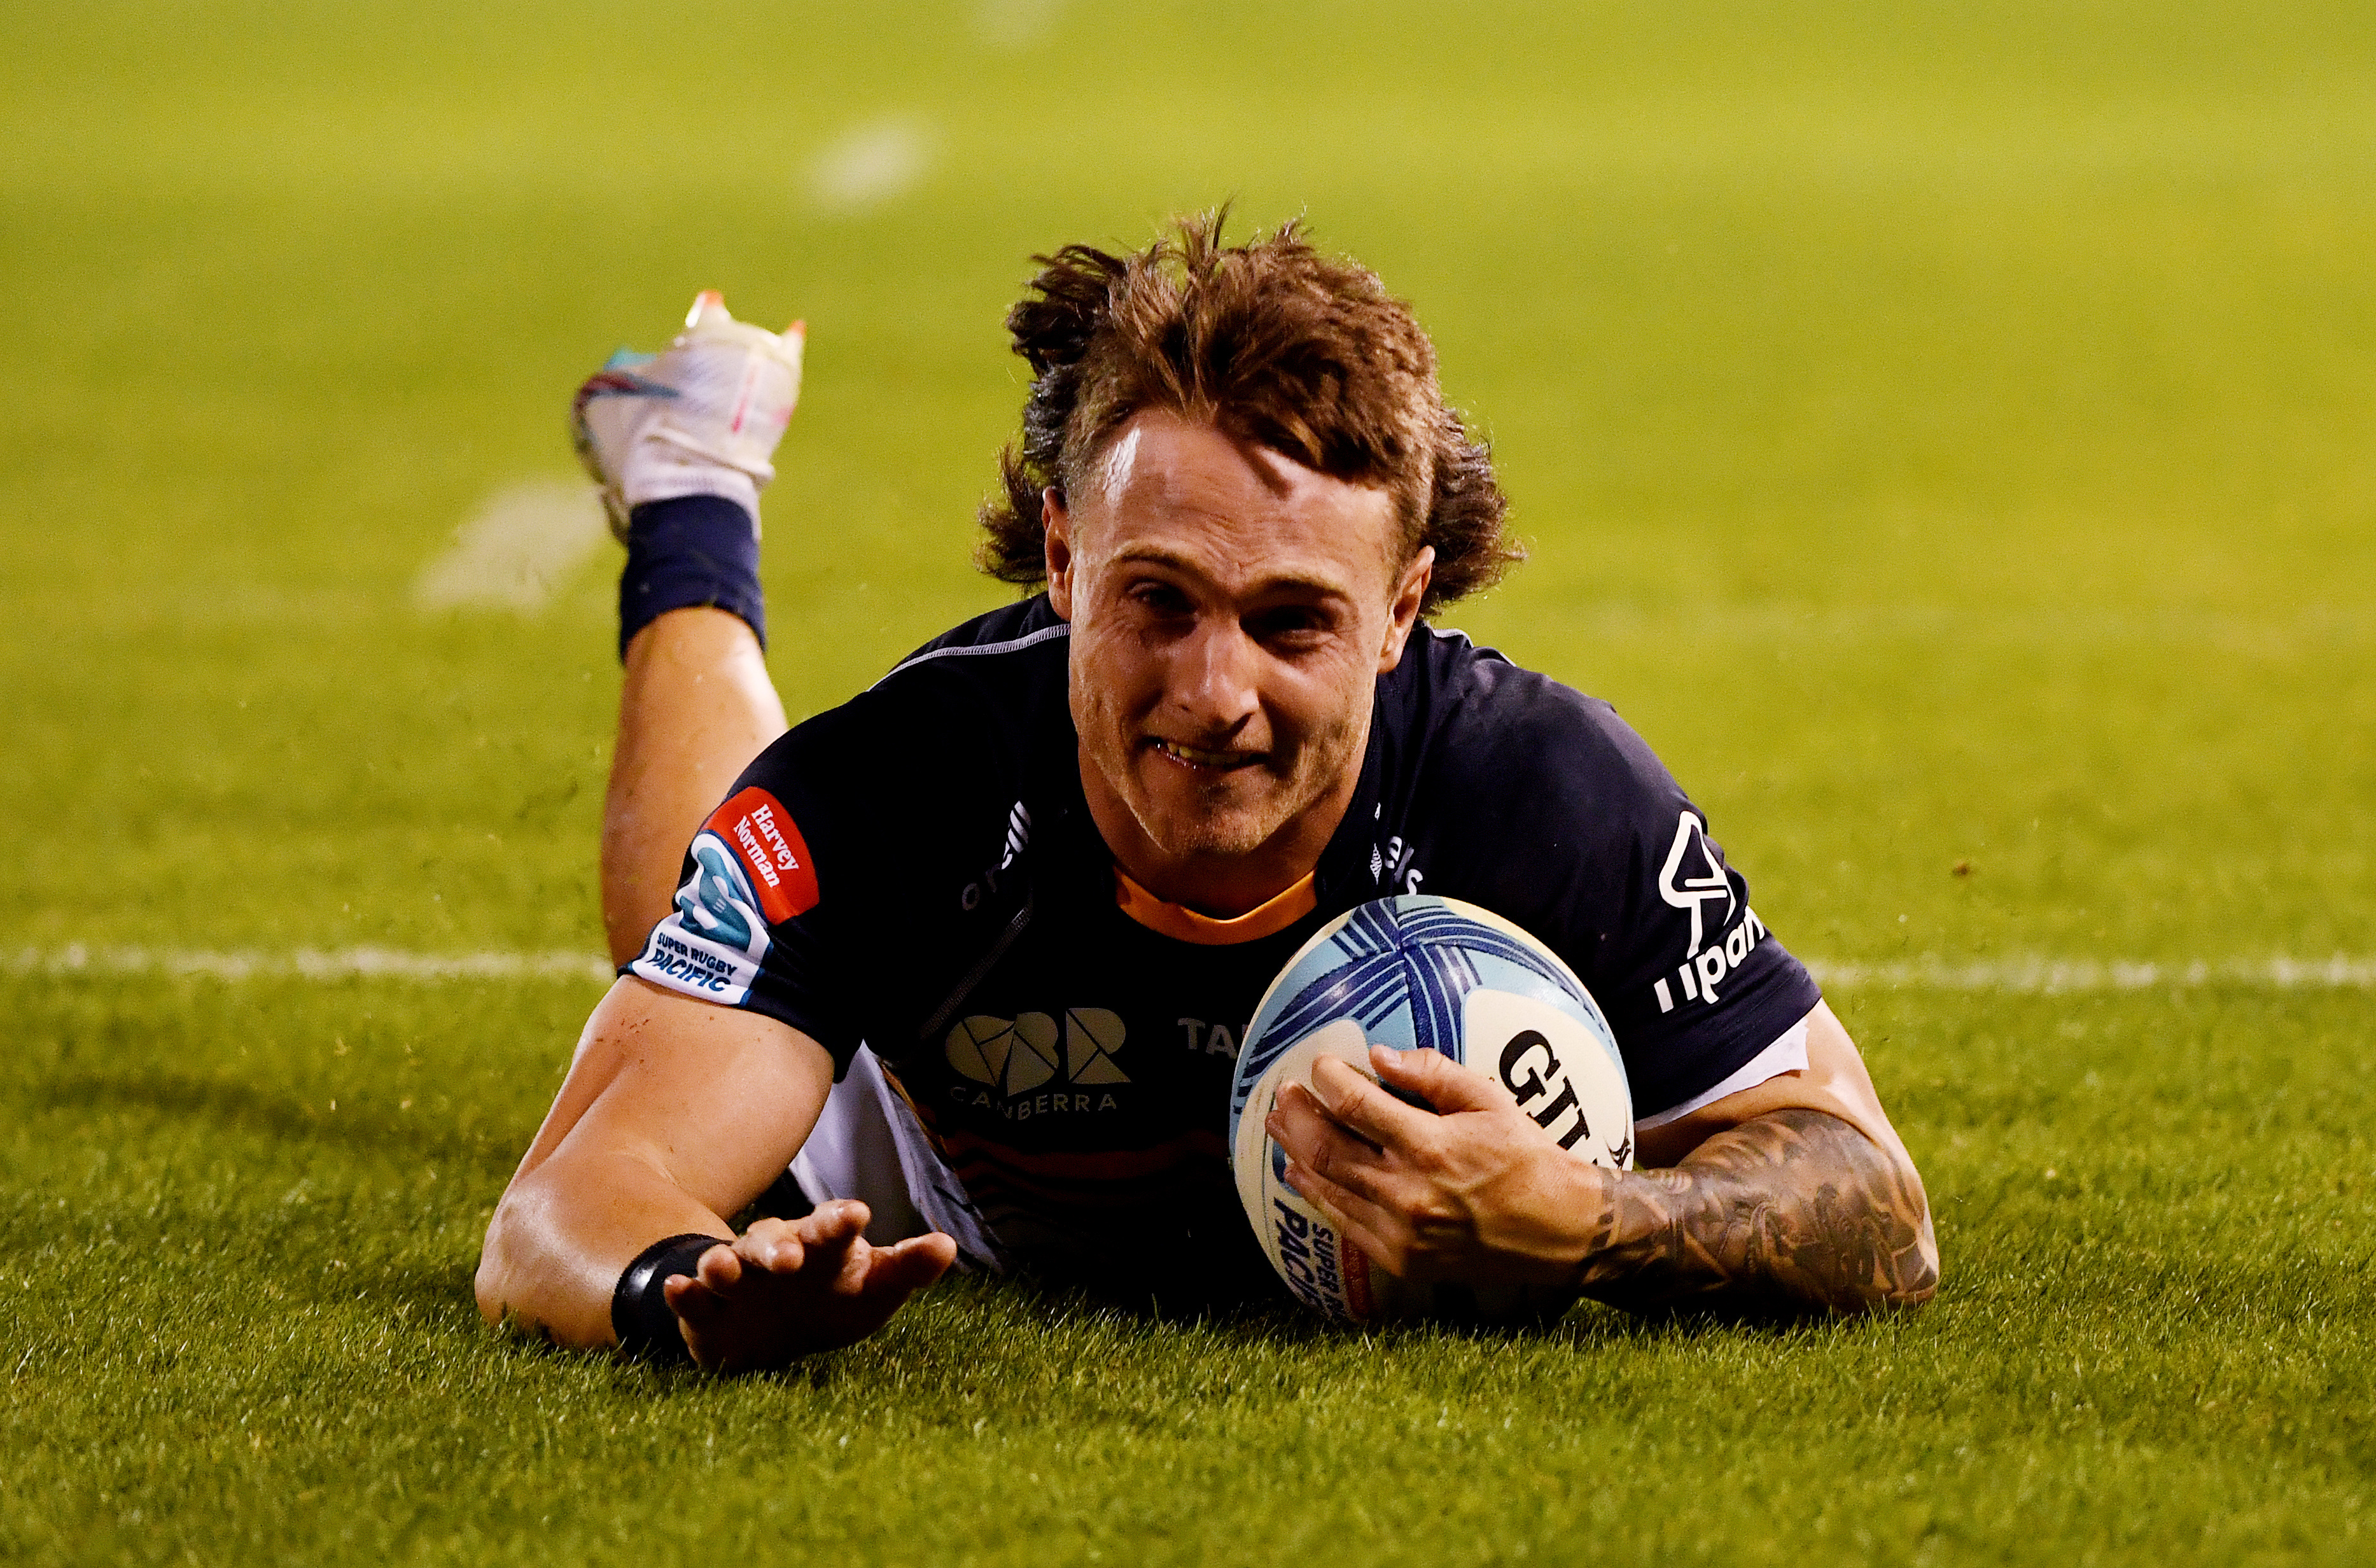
xmin=618 ymin=496 xmax=766 ymax=661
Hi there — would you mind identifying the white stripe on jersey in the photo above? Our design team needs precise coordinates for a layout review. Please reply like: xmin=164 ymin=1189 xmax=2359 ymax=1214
xmin=874 ymin=621 xmax=1071 ymax=688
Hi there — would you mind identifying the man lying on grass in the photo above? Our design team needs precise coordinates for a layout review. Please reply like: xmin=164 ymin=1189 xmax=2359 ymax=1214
xmin=475 ymin=214 xmax=1938 ymax=1371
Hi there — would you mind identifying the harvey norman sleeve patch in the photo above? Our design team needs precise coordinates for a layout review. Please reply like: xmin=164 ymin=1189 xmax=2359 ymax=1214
xmin=627 ymin=787 xmax=820 ymax=1007
xmin=703 ymin=786 xmax=820 ymax=923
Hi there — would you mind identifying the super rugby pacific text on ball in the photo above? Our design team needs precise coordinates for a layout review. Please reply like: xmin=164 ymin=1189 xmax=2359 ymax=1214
xmin=1227 ymin=896 xmax=1635 ymax=1323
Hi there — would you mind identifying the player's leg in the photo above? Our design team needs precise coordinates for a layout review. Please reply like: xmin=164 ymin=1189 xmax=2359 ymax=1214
xmin=569 ymin=293 xmax=996 ymax=1271
xmin=573 ymin=293 xmax=803 ymax=964
xmin=604 ymin=608 xmax=786 ymax=965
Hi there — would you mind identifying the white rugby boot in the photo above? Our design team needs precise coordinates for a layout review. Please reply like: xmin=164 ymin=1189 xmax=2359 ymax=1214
xmin=571 ymin=291 xmax=806 ymax=539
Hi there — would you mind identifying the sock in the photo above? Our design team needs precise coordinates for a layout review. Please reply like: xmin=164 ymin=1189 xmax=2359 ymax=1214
xmin=618 ymin=495 xmax=766 ymax=661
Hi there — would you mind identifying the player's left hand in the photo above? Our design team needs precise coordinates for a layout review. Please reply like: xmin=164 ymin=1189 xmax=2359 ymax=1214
xmin=1266 ymin=1046 xmax=1613 ymax=1288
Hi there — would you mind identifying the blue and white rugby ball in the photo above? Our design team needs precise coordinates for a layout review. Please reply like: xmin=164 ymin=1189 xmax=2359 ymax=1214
xmin=1227 ymin=895 xmax=1633 ymax=1323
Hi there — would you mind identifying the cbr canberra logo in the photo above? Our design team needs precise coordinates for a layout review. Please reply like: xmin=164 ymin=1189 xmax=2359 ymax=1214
xmin=1652 ymin=810 xmax=1768 ymax=1014
xmin=944 ymin=1009 xmax=1129 ymax=1117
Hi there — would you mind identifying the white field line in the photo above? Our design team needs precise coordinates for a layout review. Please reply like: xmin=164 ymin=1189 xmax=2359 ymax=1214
xmin=414 ymin=478 xmax=609 ymax=613
xmin=1803 ymin=956 xmax=2376 ymax=992
xmin=4 ymin=946 xmax=2372 ymax=993
xmin=5 ymin=945 xmax=613 ymax=984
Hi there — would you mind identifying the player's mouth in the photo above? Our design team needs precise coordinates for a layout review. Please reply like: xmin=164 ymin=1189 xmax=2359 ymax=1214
xmin=1147 ymin=738 xmax=1266 ymax=774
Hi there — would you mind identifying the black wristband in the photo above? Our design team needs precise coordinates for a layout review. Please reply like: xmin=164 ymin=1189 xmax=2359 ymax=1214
xmin=611 ymin=1232 xmax=728 ymax=1359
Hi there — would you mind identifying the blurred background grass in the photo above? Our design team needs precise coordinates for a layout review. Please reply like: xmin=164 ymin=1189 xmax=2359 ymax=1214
xmin=3 ymin=0 xmax=2370 ymax=962
xmin=2 ymin=1 xmax=2372 ymax=1560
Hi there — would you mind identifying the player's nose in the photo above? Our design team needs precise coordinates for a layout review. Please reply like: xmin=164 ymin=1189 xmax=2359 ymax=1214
xmin=1168 ymin=617 xmax=1262 ymax=732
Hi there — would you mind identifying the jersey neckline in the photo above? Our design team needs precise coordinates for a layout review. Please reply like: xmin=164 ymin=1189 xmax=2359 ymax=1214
xmin=1112 ymin=867 xmax=1319 ymax=946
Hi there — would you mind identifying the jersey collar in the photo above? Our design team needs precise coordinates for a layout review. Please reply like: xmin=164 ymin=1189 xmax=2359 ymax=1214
xmin=1112 ymin=867 xmax=1319 ymax=946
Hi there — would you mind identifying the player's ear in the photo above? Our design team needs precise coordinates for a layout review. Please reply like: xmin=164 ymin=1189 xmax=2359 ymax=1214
xmin=1043 ymin=488 xmax=1077 ymax=620
xmin=1378 ymin=545 xmax=1433 ymax=673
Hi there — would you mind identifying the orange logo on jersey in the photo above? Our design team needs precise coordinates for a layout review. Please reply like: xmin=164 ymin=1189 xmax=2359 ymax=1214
xmin=702 ymin=787 xmax=819 ymax=923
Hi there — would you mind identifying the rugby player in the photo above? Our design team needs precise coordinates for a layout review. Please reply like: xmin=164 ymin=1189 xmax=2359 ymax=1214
xmin=475 ymin=217 xmax=1939 ymax=1371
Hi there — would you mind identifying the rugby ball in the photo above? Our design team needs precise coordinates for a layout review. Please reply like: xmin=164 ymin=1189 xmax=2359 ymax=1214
xmin=1227 ymin=895 xmax=1633 ymax=1322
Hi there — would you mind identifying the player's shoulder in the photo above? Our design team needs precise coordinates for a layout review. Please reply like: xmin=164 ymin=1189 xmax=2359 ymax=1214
xmin=734 ymin=596 xmax=1067 ymax=837
xmin=1385 ymin=624 xmax=1670 ymax=807
xmin=789 ymin=594 xmax=1066 ymax=764
xmin=875 ymin=594 xmax=1071 ymax=699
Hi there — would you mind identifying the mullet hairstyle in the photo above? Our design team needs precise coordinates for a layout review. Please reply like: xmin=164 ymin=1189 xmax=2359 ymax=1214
xmin=975 ymin=212 xmax=1520 ymax=614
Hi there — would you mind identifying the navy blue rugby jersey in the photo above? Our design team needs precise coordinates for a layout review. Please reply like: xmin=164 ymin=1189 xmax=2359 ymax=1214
xmin=626 ymin=595 xmax=1820 ymax=1301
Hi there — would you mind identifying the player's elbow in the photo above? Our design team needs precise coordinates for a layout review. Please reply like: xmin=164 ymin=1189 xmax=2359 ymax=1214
xmin=474 ymin=1195 xmax=523 ymax=1327
xmin=1789 ymin=1154 xmax=1940 ymax=1315
xmin=474 ymin=1163 xmax=639 ymax=1350
xmin=1894 ymin=1203 xmax=1942 ymax=1308
xmin=1840 ymin=1124 xmax=1941 ymax=1312
xmin=1853 ymin=1187 xmax=1940 ymax=1312
xmin=474 ymin=1180 xmax=551 ymax=1333
xmin=1784 ymin=1231 xmax=1936 ymax=1317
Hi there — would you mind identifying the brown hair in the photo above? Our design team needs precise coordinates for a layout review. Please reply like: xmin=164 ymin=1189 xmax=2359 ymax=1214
xmin=975 ymin=212 xmax=1520 ymax=613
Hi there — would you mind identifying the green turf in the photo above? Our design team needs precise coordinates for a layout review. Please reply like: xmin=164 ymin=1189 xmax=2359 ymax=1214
xmin=3 ymin=0 xmax=2372 ymax=1561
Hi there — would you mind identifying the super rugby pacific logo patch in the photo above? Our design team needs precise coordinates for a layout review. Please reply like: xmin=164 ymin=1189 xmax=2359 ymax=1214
xmin=628 ymin=788 xmax=817 ymax=1006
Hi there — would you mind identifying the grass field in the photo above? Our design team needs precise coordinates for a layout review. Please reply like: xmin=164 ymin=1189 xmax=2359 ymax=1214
xmin=4 ymin=1 xmax=2373 ymax=1561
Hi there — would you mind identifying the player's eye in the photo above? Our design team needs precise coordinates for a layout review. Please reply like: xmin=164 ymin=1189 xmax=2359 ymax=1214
xmin=1245 ymin=606 xmax=1333 ymax=648
xmin=1129 ymin=582 xmax=1194 ymax=618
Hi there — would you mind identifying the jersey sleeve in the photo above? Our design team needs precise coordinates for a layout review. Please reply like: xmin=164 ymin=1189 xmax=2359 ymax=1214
xmin=620 ymin=673 xmax=994 ymax=1077
xmin=1420 ymin=662 xmax=1823 ymax=1123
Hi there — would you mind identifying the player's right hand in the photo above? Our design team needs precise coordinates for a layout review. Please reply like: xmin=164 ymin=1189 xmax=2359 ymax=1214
xmin=660 ymin=1201 xmax=958 ymax=1373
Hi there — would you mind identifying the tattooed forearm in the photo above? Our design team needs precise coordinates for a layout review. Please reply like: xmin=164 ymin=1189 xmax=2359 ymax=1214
xmin=1575 ymin=1108 xmax=1938 ymax=1314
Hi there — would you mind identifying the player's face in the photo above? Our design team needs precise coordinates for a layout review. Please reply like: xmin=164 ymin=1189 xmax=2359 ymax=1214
xmin=1047 ymin=410 xmax=1433 ymax=910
